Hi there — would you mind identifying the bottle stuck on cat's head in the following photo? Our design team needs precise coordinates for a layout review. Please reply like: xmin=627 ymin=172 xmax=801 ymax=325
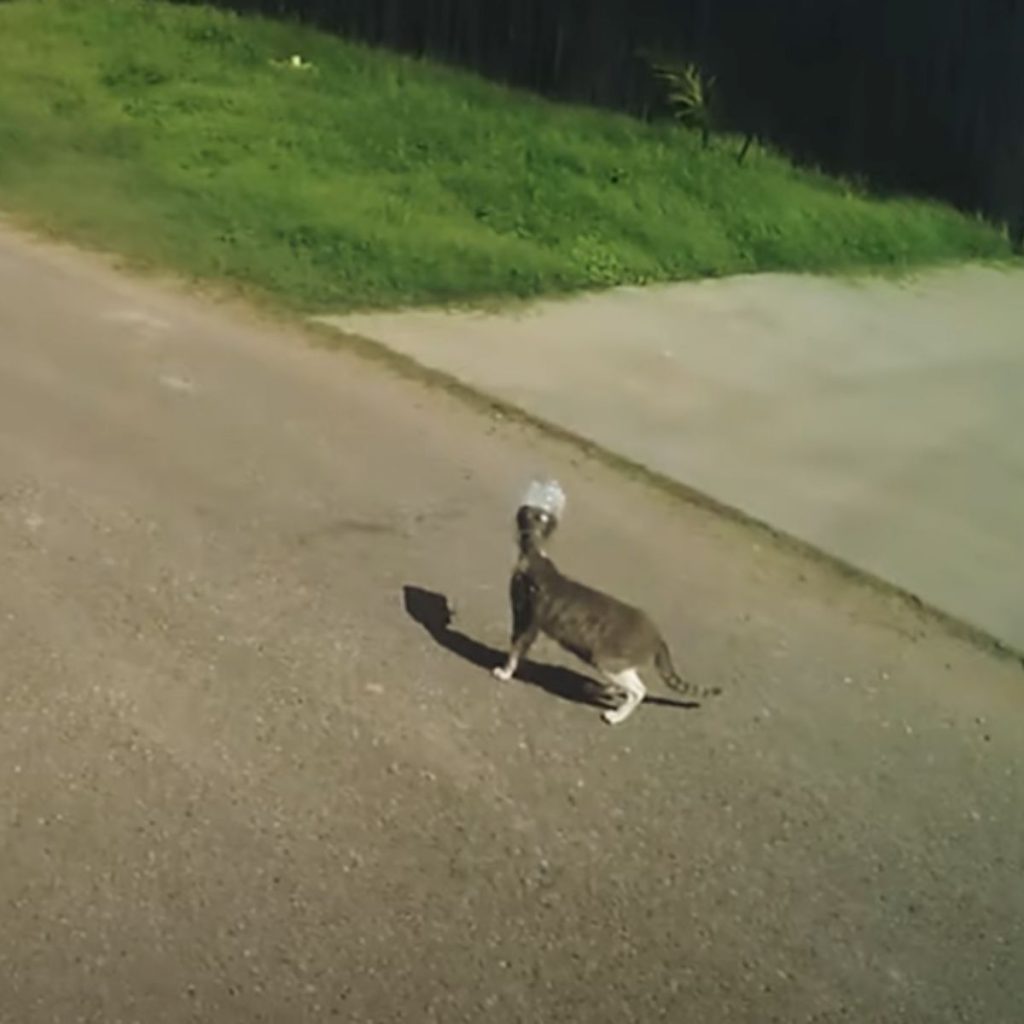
xmin=515 ymin=478 xmax=566 ymax=550
xmin=520 ymin=478 xmax=566 ymax=521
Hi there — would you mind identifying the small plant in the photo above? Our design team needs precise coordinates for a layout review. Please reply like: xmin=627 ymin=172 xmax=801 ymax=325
xmin=646 ymin=56 xmax=716 ymax=148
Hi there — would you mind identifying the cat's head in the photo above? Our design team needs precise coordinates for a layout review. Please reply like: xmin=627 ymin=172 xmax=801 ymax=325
xmin=514 ymin=478 xmax=565 ymax=552
xmin=515 ymin=504 xmax=559 ymax=550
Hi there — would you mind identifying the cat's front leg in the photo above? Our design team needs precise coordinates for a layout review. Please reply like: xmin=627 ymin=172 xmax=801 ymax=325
xmin=493 ymin=624 xmax=539 ymax=681
xmin=492 ymin=660 xmax=517 ymax=682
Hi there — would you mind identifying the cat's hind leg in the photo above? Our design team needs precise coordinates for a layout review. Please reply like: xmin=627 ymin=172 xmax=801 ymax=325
xmin=601 ymin=668 xmax=647 ymax=725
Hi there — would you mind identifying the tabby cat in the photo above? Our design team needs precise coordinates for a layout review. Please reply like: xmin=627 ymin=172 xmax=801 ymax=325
xmin=493 ymin=481 xmax=721 ymax=725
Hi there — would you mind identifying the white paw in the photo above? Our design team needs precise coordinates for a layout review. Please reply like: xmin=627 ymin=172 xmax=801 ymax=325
xmin=602 ymin=701 xmax=640 ymax=725
xmin=492 ymin=666 xmax=513 ymax=682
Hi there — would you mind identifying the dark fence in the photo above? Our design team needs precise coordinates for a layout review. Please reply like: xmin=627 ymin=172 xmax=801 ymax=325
xmin=198 ymin=0 xmax=1024 ymax=234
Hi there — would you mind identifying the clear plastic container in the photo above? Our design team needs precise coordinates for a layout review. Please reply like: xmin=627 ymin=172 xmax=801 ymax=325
xmin=520 ymin=478 xmax=566 ymax=521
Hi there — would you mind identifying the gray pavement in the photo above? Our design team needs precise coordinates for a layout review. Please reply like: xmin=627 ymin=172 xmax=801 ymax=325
xmin=322 ymin=265 xmax=1024 ymax=651
xmin=2 ymin=223 xmax=1023 ymax=1023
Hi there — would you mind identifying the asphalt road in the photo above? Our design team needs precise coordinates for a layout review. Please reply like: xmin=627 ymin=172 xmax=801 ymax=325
xmin=1 ymin=225 xmax=1022 ymax=1023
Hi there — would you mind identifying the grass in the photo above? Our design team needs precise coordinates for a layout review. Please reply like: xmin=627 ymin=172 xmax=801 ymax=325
xmin=0 ymin=0 xmax=1012 ymax=311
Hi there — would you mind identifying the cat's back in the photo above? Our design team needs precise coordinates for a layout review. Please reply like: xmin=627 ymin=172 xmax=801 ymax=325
xmin=536 ymin=567 xmax=663 ymax=671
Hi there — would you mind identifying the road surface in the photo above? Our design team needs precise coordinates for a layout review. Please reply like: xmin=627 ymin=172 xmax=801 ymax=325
xmin=1 ymin=225 xmax=1022 ymax=1023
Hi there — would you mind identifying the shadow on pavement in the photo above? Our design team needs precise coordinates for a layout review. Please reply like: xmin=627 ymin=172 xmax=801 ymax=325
xmin=402 ymin=584 xmax=697 ymax=712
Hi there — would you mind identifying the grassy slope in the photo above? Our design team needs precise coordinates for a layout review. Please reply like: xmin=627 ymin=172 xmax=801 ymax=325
xmin=0 ymin=0 xmax=1011 ymax=311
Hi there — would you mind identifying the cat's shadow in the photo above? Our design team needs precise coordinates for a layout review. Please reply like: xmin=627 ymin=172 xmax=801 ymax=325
xmin=402 ymin=585 xmax=698 ymax=712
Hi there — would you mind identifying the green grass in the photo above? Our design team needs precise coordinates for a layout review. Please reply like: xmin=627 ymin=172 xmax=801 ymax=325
xmin=0 ymin=0 xmax=1012 ymax=310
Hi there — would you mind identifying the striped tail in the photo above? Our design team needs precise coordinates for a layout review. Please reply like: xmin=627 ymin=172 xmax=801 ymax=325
xmin=654 ymin=641 xmax=722 ymax=701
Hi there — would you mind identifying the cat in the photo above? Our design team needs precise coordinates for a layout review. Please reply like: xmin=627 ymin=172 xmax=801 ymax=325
xmin=493 ymin=489 xmax=721 ymax=725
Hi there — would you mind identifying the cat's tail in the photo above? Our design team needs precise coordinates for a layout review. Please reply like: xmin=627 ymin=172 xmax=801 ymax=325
xmin=654 ymin=641 xmax=722 ymax=701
